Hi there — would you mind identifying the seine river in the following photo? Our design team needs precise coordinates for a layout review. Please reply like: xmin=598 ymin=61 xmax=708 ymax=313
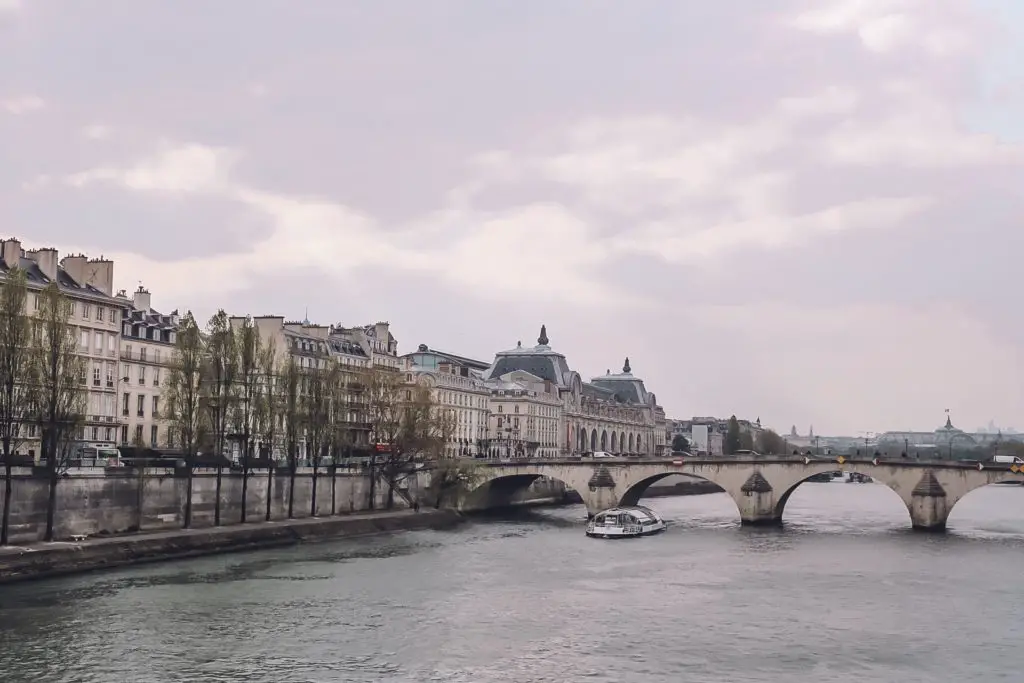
xmin=2 ymin=482 xmax=1024 ymax=682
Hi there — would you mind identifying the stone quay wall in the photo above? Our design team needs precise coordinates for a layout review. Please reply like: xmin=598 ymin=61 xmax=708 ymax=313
xmin=0 ymin=466 xmax=573 ymax=544
xmin=0 ymin=467 xmax=398 ymax=544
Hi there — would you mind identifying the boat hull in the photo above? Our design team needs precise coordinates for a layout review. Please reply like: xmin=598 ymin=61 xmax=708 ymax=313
xmin=585 ymin=524 xmax=666 ymax=539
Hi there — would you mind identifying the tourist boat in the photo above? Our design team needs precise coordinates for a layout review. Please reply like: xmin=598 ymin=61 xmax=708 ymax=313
xmin=586 ymin=505 xmax=666 ymax=539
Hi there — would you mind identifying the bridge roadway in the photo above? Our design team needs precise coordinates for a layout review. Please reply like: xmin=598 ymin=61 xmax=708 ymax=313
xmin=452 ymin=455 xmax=1023 ymax=531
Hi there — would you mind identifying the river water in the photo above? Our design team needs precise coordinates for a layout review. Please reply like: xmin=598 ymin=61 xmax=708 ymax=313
xmin=2 ymin=482 xmax=1024 ymax=683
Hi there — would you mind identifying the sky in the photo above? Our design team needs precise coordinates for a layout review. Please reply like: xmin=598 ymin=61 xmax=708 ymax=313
xmin=2 ymin=0 xmax=1023 ymax=436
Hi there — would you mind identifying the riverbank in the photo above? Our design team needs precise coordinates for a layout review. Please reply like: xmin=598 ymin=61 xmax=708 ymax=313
xmin=0 ymin=508 xmax=462 ymax=585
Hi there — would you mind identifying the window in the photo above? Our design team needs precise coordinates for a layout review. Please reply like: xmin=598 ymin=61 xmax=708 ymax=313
xmin=150 ymin=425 xmax=158 ymax=447
xmin=153 ymin=368 xmax=160 ymax=386
xmin=124 ymin=344 xmax=132 ymax=360
xmin=138 ymin=365 xmax=146 ymax=385
xmin=106 ymin=363 xmax=114 ymax=388
xmin=109 ymin=308 xmax=116 ymax=323
xmin=92 ymin=426 xmax=99 ymax=441
xmin=121 ymin=425 xmax=128 ymax=443
xmin=152 ymin=396 xmax=159 ymax=418
xmin=93 ymin=331 xmax=102 ymax=352
xmin=82 ymin=303 xmax=91 ymax=319
xmin=95 ymin=306 xmax=104 ymax=321
xmin=154 ymin=349 xmax=161 ymax=363
xmin=80 ymin=329 xmax=89 ymax=349
xmin=137 ymin=394 xmax=144 ymax=417
xmin=134 ymin=424 xmax=143 ymax=443
xmin=108 ymin=334 xmax=115 ymax=352
xmin=122 ymin=392 xmax=130 ymax=416
xmin=104 ymin=427 xmax=112 ymax=442
xmin=140 ymin=347 xmax=147 ymax=362
xmin=92 ymin=364 xmax=101 ymax=386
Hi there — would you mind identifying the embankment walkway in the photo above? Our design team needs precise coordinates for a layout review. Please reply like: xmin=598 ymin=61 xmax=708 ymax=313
xmin=0 ymin=508 xmax=461 ymax=585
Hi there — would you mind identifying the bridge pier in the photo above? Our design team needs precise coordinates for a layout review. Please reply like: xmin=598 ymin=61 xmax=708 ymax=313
xmin=908 ymin=471 xmax=950 ymax=531
xmin=735 ymin=471 xmax=782 ymax=526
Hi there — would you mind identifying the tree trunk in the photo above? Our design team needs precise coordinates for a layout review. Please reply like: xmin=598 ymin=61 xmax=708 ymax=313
xmin=288 ymin=466 xmax=296 ymax=518
xmin=264 ymin=465 xmax=273 ymax=522
xmin=44 ymin=458 xmax=58 ymax=542
xmin=240 ymin=455 xmax=249 ymax=524
xmin=331 ymin=466 xmax=336 ymax=516
xmin=135 ymin=466 xmax=145 ymax=531
xmin=1 ymin=460 xmax=12 ymax=545
xmin=214 ymin=465 xmax=223 ymax=526
xmin=310 ymin=460 xmax=318 ymax=517
xmin=183 ymin=465 xmax=194 ymax=529
xmin=386 ymin=474 xmax=395 ymax=510
xmin=367 ymin=455 xmax=376 ymax=510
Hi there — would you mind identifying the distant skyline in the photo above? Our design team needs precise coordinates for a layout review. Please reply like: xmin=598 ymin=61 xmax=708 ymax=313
xmin=3 ymin=0 xmax=1023 ymax=434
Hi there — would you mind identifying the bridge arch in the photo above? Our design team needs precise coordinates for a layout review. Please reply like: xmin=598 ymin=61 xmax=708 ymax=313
xmin=611 ymin=432 xmax=618 ymax=453
xmin=773 ymin=469 xmax=913 ymax=526
xmin=618 ymin=472 xmax=729 ymax=508
xmin=945 ymin=476 xmax=1024 ymax=526
xmin=460 ymin=473 xmax=587 ymax=513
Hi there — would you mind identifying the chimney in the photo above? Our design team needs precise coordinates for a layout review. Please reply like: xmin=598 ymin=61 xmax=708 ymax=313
xmin=61 ymin=254 xmax=87 ymax=286
xmin=1 ymin=239 xmax=22 ymax=269
xmin=25 ymin=248 xmax=59 ymax=282
xmin=132 ymin=285 xmax=151 ymax=312
xmin=87 ymin=258 xmax=114 ymax=296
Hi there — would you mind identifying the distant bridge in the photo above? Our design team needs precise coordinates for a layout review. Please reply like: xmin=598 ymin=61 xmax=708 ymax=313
xmin=452 ymin=456 xmax=1023 ymax=531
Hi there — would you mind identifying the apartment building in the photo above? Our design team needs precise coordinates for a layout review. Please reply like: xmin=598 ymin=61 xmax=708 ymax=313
xmin=402 ymin=347 xmax=491 ymax=458
xmin=0 ymin=239 xmax=127 ymax=458
xmin=118 ymin=286 xmax=178 ymax=448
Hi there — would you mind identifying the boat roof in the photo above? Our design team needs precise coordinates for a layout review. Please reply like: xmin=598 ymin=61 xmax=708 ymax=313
xmin=596 ymin=506 xmax=662 ymax=521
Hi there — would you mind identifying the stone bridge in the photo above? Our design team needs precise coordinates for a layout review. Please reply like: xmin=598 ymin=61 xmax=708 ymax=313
xmin=456 ymin=456 xmax=1024 ymax=531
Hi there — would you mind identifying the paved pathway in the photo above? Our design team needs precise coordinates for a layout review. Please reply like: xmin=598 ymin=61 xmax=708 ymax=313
xmin=0 ymin=508 xmax=422 ymax=557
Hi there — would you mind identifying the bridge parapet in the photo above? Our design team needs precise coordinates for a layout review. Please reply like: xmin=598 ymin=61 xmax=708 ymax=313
xmin=451 ymin=456 xmax=1022 ymax=530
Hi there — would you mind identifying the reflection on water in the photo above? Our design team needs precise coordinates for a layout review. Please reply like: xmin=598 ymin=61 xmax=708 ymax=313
xmin=2 ymin=483 xmax=1024 ymax=682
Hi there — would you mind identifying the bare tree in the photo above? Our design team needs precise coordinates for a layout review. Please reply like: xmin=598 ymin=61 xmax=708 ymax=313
xmin=0 ymin=268 xmax=30 ymax=545
xmin=202 ymin=310 xmax=237 ymax=526
xmin=164 ymin=311 xmax=206 ymax=528
xmin=302 ymin=361 xmax=334 ymax=517
xmin=256 ymin=340 xmax=281 ymax=521
xmin=326 ymin=362 xmax=352 ymax=515
xmin=231 ymin=317 xmax=262 ymax=523
xmin=25 ymin=283 xmax=86 ymax=541
xmin=428 ymin=459 xmax=481 ymax=509
xmin=281 ymin=355 xmax=302 ymax=518
xmin=365 ymin=368 xmax=454 ymax=509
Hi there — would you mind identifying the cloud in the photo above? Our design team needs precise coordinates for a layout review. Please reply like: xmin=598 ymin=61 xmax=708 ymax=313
xmin=81 ymin=124 xmax=111 ymax=140
xmin=60 ymin=142 xmax=636 ymax=308
xmin=0 ymin=0 xmax=21 ymax=12
xmin=2 ymin=95 xmax=45 ymax=115
xmin=789 ymin=0 xmax=972 ymax=55
xmin=616 ymin=196 xmax=934 ymax=264
xmin=66 ymin=142 xmax=239 ymax=193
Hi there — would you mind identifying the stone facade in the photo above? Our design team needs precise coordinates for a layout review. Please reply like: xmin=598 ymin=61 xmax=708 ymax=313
xmin=481 ymin=326 xmax=667 ymax=458
xmin=117 ymin=286 xmax=178 ymax=448
xmin=1 ymin=238 xmax=129 ymax=459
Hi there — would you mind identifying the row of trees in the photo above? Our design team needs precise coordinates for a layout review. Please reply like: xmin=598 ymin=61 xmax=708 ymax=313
xmin=1 ymin=271 xmax=88 ymax=544
xmin=0 ymin=266 xmax=461 ymax=544
xmin=164 ymin=310 xmax=458 ymax=528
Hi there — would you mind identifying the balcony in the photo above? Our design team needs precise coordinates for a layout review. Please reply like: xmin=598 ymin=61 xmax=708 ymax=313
xmin=137 ymin=410 xmax=144 ymax=418
xmin=120 ymin=349 xmax=167 ymax=365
